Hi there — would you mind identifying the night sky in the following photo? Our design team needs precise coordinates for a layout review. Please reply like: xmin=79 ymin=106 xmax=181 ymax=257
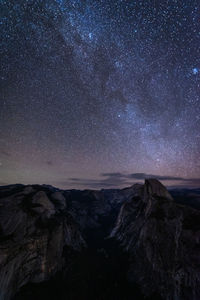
xmin=1 ymin=0 xmax=200 ymax=189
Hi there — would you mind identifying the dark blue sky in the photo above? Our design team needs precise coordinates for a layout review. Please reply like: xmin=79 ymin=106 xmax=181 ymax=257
xmin=1 ymin=0 xmax=200 ymax=189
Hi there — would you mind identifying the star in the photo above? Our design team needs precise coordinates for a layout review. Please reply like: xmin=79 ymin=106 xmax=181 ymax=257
xmin=0 ymin=0 xmax=199 ymax=189
xmin=88 ymin=32 xmax=93 ymax=40
xmin=192 ymin=68 xmax=199 ymax=75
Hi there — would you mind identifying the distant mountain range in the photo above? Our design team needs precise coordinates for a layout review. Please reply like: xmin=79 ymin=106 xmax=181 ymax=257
xmin=0 ymin=180 xmax=199 ymax=300
xmin=170 ymin=188 xmax=200 ymax=210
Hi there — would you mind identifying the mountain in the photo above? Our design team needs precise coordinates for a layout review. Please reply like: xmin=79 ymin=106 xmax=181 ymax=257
xmin=170 ymin=188 xmax=200 ymax=210
xmin=0 ymin=184 xmax=85 ymax=300
xmin=111 ymin=179 xmax=200 ymax=300
xmin=0 ymin=180 xmax=199 ymax=300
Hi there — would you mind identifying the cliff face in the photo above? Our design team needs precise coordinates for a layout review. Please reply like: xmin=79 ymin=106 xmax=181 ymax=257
xmin=0 ymin=180 xmax=200 ymax=300
xmin=111 ymin=179 xmax=200 ymax=300
xmin=0 ymin=185 xmax=85 ymax=300
xmin=62 ymin=186 xmax=136 ymax=245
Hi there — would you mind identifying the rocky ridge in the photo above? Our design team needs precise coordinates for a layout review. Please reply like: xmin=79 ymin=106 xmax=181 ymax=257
xmin=0 ymin=180 xmax=199 ymax=300
xmin=111 ymin=179 xmax=200 ymax=300
xmin=0 ymin=185 xmax=85 ymax=300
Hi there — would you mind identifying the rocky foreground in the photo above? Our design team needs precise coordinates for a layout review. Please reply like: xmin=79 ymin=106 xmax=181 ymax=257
xmin=0 ymin=180 xmax=199 ymax=300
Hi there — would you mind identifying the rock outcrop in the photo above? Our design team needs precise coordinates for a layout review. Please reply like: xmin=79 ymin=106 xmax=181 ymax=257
xmin=0 ymin=185 xmax=85 ymax=300
xmin=0 ymin=180 xmax=200 ymax=300
xmin=111 ymin=179 xmax=200 ymax=300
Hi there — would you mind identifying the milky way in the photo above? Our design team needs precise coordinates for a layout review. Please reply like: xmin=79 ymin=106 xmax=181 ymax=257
xmin=1 ymin=0 xmax=200 ymax=189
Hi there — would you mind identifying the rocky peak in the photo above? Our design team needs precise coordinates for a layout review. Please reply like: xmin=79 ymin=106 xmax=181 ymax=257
xmin=0 ymin=185 xmax=85 ymax=300
xmin=112 ymin=179 xmax=200 ymax=300
xmin=31 ymin=191 xmax=55 ymax=217
xmin=144 ymin=178 xmax=173 ymax=201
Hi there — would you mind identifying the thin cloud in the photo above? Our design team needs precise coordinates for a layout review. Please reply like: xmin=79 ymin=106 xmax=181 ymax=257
xmin=46 ymin=160 xmax=53 ymax=166
xmin=64 ymin=173 xmax=200 ymax=189
xmin=45 ymin=170 xmax=199 ymax=190
xmin=101 ymin=172 xmax=125 ymax=178
xmin=66 ymin=174 xmax=131 ymax=189
xmin=101 ymin=172 xmax=185 ymax=181
xmin=128 ymin=173 xmax=185 ymax=181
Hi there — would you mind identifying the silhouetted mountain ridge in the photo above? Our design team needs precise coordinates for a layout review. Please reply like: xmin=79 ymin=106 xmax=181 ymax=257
xmin=0 ymin=180 xmax=199 ymax=300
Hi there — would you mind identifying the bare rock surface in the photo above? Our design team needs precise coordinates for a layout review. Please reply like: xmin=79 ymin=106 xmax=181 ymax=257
xmin=0 ymin=180 xmax=199 ymax=300
xmin=111 ymin=179 xmax=200 ymax=300
xmin=0 ymin=185 xmax=85 ymax=300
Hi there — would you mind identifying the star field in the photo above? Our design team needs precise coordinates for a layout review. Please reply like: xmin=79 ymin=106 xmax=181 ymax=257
xmin=0 ymin=0 xmax=200 ymax=189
